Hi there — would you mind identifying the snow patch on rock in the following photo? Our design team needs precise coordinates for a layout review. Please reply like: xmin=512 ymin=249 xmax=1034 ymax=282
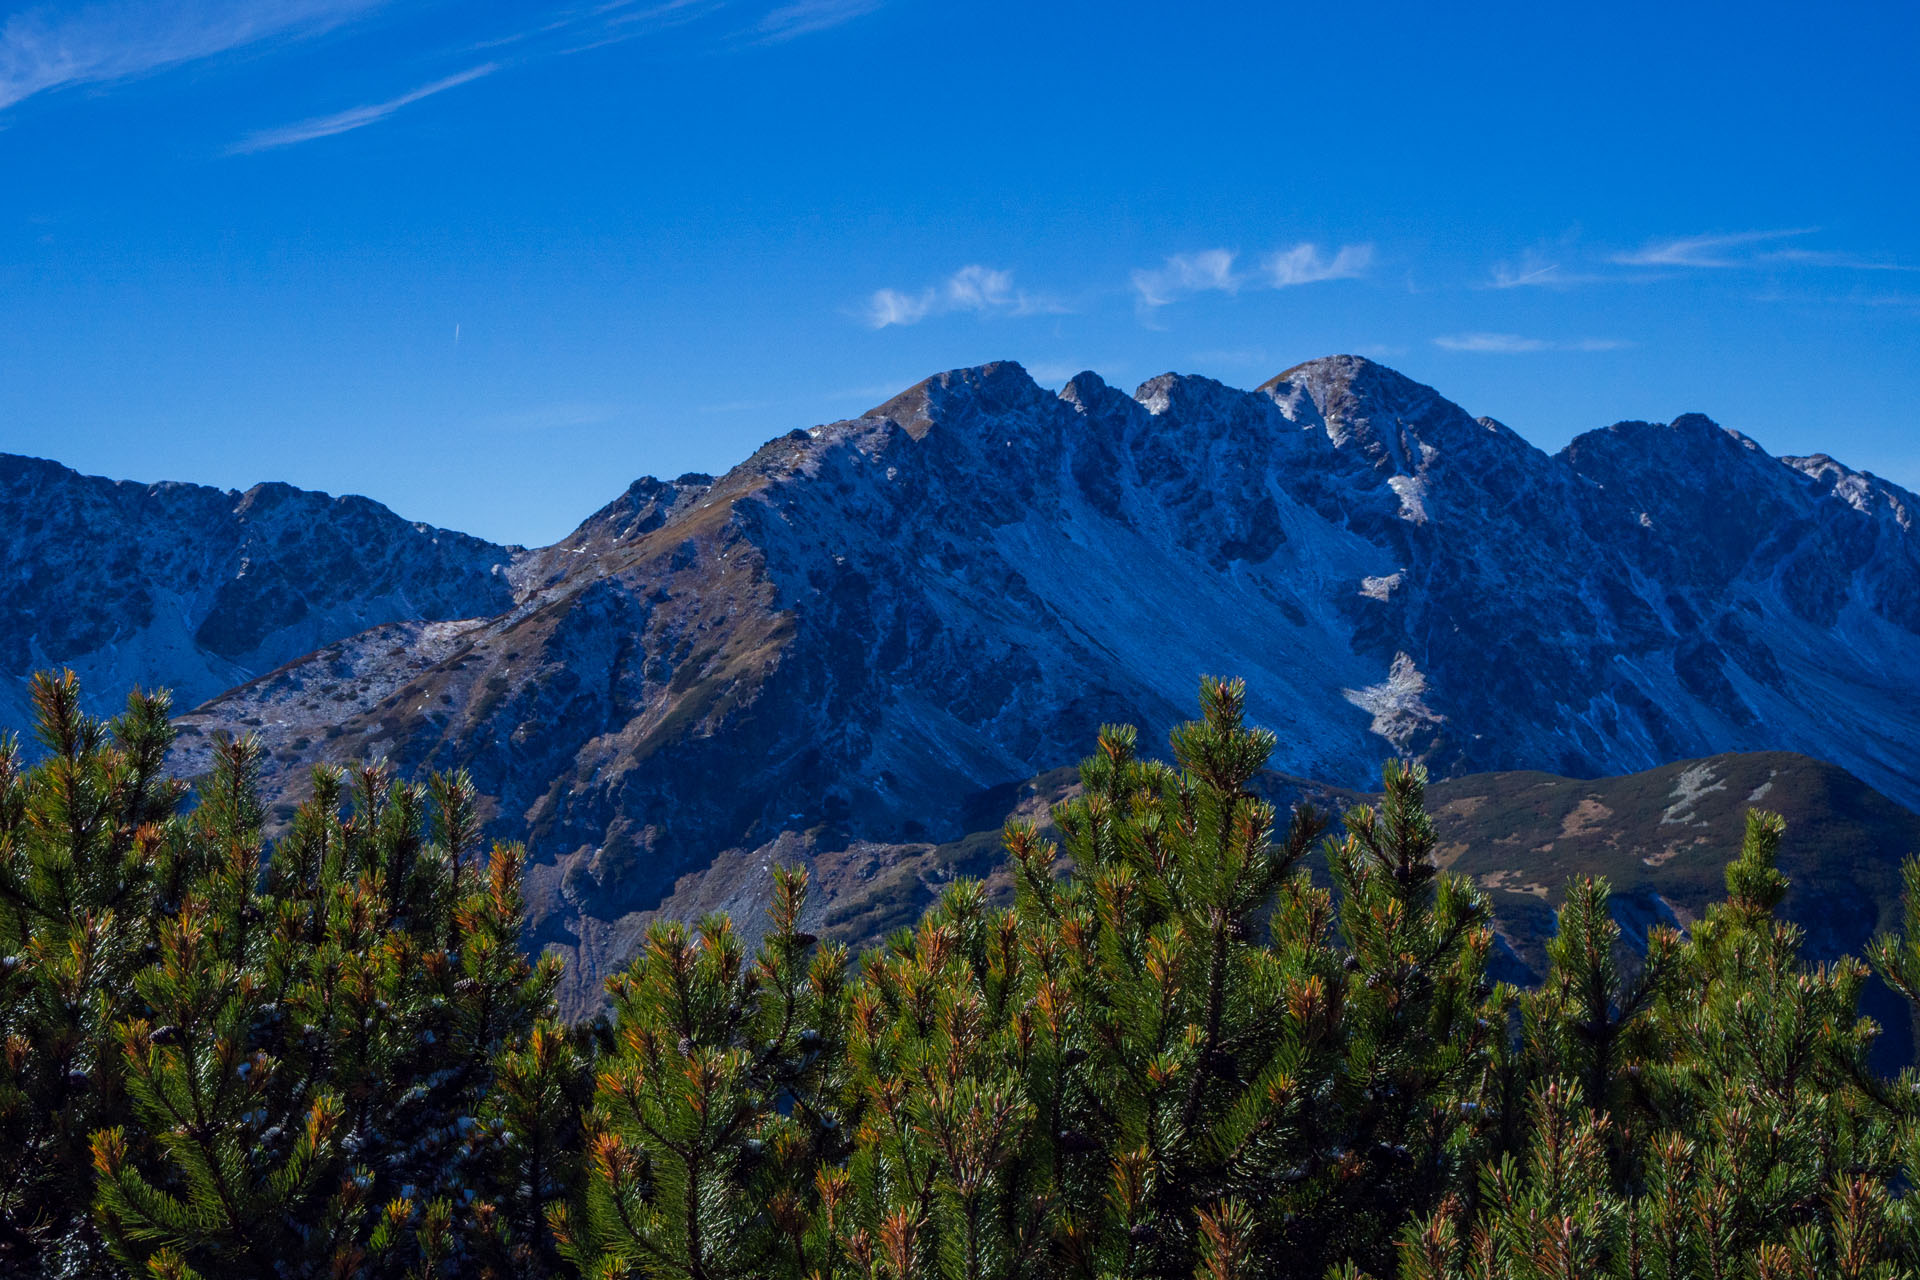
xmin=1359 ymin=572 xmax=1404 ymax=602
xmin=1387 ymin=475 xmax=1429 ymax=524
xmin=1344 ymin=652 xmax=1444 ymax=750
xmin=1662 ymin=763 xmax=1728 ymax=826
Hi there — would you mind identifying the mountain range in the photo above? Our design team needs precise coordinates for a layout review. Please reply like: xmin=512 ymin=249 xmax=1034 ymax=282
xmin=6 ymin=355 xmax=1917 ymax=1012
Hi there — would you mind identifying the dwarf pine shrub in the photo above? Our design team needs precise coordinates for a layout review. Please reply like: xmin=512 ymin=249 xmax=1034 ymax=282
xmin=8 ymin=670 xmax=1920 ymax=1278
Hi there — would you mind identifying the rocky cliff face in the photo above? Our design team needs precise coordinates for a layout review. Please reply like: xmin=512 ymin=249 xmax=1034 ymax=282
xmin=148 ymin=356 xmax=1920 ymax=1009
xmin=0 ymin=454 xmax=519 ymax=730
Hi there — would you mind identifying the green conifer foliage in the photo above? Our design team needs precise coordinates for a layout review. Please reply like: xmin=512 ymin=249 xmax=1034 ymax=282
xmin=0 ymin=671 xmax=567 ymax=1279
xmin=0 ymin=672 xmax=187 ymax=1274
xmin=558 ymin=867 xmax=848 ymax=1280
xmin=821 ymin=678 xmax=1502 ymax=1279
xmin=1518 ymin=875 xmax=1677 ymax=1180
xmin=833 ymin=878 xmax=1055 ymax=1280
xmin=1002 ymin=678 xmax=1356 ymax=1278
xmin=92 ymin=746 xmax=566 ymax=1278
xmin=1309 ymin=757 xmax=1504 ymax=1273
xmin=1382 ymin=804 xmax=1913 ymax=1279
xmin=1655 ymin=810 xmax=1885 ymax=1268
xmin=18 ymin=669 xmax=1920 ymax=1279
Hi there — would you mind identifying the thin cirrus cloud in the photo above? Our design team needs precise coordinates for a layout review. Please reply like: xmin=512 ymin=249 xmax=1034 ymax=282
xmin=238 ymin=2 xmax=864 ymax=155
xmin=1130 ymin=243 xmax=1373 ymax=310
xmin=1 ymin=0 xmax=878 ymax=130
xmin=1610 ymin=228 xmax=1820 ymax=268
xmin=469 ymin=0 xmax=724 ymax=57
xmin=0 ymin=0 xmax=385 ymax=111
xmin=230 ymin=1 xmax=883 ymax=157
xmin=227 ymin=62 xmax=499 ymax=153
xmin=1489 ymin=261 xmax=1560 ymax=288
xmin=1433 ymin=333 xmax=1631 ymax=355
xmin=1267 ymin=242 xmax=1374 ymax=287
xmin=754 ymin=0 xmax=884 ymax=42
xmin=1484 ymin=258 xmax=1618 ymax=289
xmin=863 ymin=265 xmax=1063 ymax=329
xmin=1759 ymin=247 xmax=1917 ymax=272
xmin=1488 ymin=230 xmax=1913 ymax=288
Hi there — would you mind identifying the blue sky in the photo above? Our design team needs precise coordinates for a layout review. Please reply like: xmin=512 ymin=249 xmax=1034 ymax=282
xmin=1 ymin=0 xmax=1915 ymax=546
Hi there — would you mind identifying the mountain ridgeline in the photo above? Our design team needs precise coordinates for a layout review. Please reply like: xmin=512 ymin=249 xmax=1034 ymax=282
xmin=5 ymin=356 xmax=1918 ymax=1007
xmin=0 ymin=453 xmax=518 ymax=729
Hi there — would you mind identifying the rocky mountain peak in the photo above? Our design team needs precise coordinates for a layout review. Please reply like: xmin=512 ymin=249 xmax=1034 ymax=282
xmin=864 ymin=360 xmax=1053 ymax=441
xmin=1560 ymin=415 xmax=1790 ymax=515
xmin=1668 ymin=411 xmax=1727 ymax=435
xmin=1131 ymin=371 xmax=1255 ymax=422
xmin=1057 ymin=369 xmax=1119 ymax=411
xmin=1260 ymin=351 xmax=1403 ymax=403
xmin=1783 ymin=454 xmax=1918 ymax=524
xmin=233 ymin=480 xmax=302 ymax=512
xmin=577 ymin=473 xmax=713 ymax=543
xmin=1259 ymin=355 xmax=1536 ymax=480
xmin=505 ymin=471 xmax=721 ymax=602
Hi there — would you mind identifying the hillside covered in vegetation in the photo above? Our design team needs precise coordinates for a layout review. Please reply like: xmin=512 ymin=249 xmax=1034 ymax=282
xmin=6 ymin=671 xmax=1920 ymax=1279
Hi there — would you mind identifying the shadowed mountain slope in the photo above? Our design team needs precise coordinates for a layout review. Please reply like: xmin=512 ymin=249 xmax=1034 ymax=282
xmin=0 ymin=454 xmax=520 ymax=731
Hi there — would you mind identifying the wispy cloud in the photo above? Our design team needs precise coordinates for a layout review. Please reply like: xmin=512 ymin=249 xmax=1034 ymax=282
xmin=1265 ymin=242 xmax=1373 ymax=287
xmin=1611 ymin=228 xmax=1818 ymax=268
xmin=465 ymin=0 xmax=718 ymax=57
xmin=754 ymin=0 xmax=883 ymax=42
xmin=1434 ymin=333 xmax=1630 ymax=354
xmin=1131 ymin=242 xmax=1372 ymax=313
xmin=1758 ymin=247 xmax=1917 ymax=272
xmin=862 ymin=265 xmax=1063 ymax=329
xmin=1131 ymin=250 xmax=1241 ymax=308
xmin=228 ymin=63 xmax=499 ymax=152
xmin=540 ymin=0 xmax=728 ymax=57
xmin=1489 ymin=262 xmax=1561 ymax=288
xmin=1489 ymin=232 xmax=1912 ymax=289
xmin=1483 ymin=256 xmax=1620 ymax=289
xmin=0 ymin=0 xmax=384 ymax=111
xmin=606 ymin=0 xmax=724 ymax=26
xmin=2 ymin=0 xmax=849 ymax=126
